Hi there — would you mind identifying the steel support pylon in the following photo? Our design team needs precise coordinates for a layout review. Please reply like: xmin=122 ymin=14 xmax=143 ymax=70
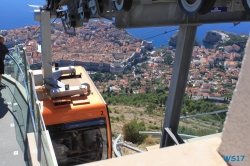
xmin=40 ymin=10 xmax=52 ymax=79
xmin=160 ymin=25 xmax=197 ymax=147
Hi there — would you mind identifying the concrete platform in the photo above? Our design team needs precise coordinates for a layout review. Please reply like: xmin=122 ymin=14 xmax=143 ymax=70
xmin=85 ymin=137 xmax=226 ymax=166
xmin=0 ymin=80 xmax=27 ymax=166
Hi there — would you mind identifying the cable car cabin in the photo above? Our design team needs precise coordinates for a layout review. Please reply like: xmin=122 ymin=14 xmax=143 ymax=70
xmin=33 ymin=66 xmax=112 ymax=166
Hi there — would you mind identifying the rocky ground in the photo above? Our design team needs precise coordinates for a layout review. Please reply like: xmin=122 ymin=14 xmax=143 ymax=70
xmin=108 ymin=104 xmax=223 ymax=157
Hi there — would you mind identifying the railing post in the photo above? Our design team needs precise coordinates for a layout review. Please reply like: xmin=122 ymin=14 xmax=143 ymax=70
xmin=36 ymin=103 xmax=42 ymax=133
xmin=29 ymin=72 xmax=35 ymax=112
xmin=22 ymin=49 xmax=29 ymax=83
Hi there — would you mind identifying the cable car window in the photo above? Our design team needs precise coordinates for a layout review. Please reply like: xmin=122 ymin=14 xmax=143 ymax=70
xmin=48 ymin=118 xmax=108 ymax=166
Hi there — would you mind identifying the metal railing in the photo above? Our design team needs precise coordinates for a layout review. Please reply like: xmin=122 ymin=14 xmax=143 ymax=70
xmin=3 ymin=45 xmax=57 ymax=166
xmin=7 ymin=51 xmax=36 ymax=132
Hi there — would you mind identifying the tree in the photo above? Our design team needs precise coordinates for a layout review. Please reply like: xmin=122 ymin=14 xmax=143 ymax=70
xmin=209 ymin=63 xmax=213 ymax=69
xmin=237 ymin=62 xmax=241 ymax=68
xmin=134 ymin=68 xmax=143 ymax=74
xmin=131 ymin=80 xmax=141 ymax=87
xmin=155 ymin=88 xmax=165 ymax=94
xmin=218 ymin=64 xmax=225 ymax=71
xmin=123 ymin=69 xmax=132 ymax=74
xmin=122 ymin=119 xmax=147 ymax=144
xmin=164 ymin=54 xmax=174 ymax=65
xmin=240 ymin=51 xmax=244 ymax=60
xmin=132 ymin=58 xmax=139 ymax=66
xmin=187 ymin=82 xmax=192 ymax=87
xmin=141 ymin=63 xmax=147 ymax=69
xmin=146 ymin=103 xmax=156 ymax=116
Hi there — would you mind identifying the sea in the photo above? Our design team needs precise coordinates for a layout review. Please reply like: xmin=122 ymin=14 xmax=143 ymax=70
xmin=1 ymin=0 xmax=250 ymax=48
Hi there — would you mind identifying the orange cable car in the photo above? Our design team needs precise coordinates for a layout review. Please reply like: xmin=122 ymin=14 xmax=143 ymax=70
xmin=34 ymin=66 xmax=112 ymax=166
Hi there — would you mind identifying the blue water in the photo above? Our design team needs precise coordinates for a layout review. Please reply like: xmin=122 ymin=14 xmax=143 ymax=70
xmin=126 ymin=23 xmax=250 ymax=48
xmin=0 ymin=0 xmax=44 ymax=29
xmin=1 ymin=0 xmax=250 ymax=48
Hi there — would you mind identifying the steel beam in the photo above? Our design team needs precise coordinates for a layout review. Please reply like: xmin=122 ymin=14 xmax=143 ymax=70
xmin=114 ymin=1 xmax=250 ymax=28
xmin=160 ymin=25 xmax=197 ymax=147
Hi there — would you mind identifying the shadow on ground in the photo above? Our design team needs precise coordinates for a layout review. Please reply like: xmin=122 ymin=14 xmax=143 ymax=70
xmin=0 ymin=93 xmax=9 ymax=119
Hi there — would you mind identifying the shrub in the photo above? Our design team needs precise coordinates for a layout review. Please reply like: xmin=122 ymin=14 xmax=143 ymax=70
xmin=122 ymin=119 xmax=147 ymax=144
xmin=108 ymin=108 xmax=112 ymax=113
xmin=112 ymin=132 xmax=117 ymax=138
xmin=120 ymin=114 xmax=125 ymax=121
xmin=148 ymin=125 xmax=160 ymax=130
xmin=114 ymin=109 xmax=119 ymax=114
xmin=116 ymin=116 xmax=120 ymax=121
xmin=145 ymin=136 xmax=156 ymax=145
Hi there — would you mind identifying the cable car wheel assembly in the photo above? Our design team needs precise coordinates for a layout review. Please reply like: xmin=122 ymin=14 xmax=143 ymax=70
xmin=178 ymin=0 xmax=216 ymax=15
xmin=113 ymin=0 xmax=133 ymax=12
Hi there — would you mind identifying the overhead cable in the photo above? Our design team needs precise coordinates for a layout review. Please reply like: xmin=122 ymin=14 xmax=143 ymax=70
xmin=30 ymin=18 xmax=58 ymax=40
xmin=134 ymin=26 xmax=171 ymax=37
xmin=144 ymin=28 xmax=178 ymax=40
